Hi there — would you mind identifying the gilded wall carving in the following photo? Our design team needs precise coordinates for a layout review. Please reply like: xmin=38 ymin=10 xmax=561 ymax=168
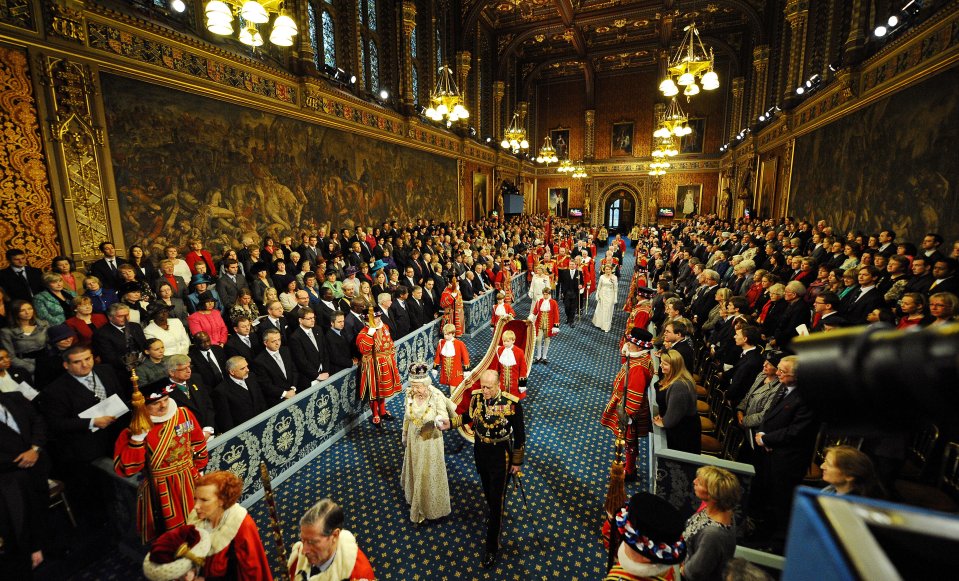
xmin=100 ymin=74 xmax=459 ymax=253
xmin=0 ymin=0 xmax=36 ymax=31
xmin=790 ymin=66 xmax=959 ymax=243
xmin=0 ymin=45 xmax=60 ymax=268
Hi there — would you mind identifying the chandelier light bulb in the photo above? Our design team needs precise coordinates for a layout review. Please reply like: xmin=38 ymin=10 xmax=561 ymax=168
xmin=520 ymin=139 xmax=529 ymax=149
xmin=171 ymin=0 xmax=186 ymax=12
xmin=239 ymin=23 xmax=264 ymax=46
xmin=241 ymin=0 xmax=269 ymax=24
xmin=701 ymin=71 xmax=719 ymax=90
xmin=874 ymin=25 xmax=888 ymax=37
xmin=654 ymin=127 xmax=670 ymax=139
xmin=887 ymin=15 xmax=899 ymax=27
xmin=684 ymin=83 xmax=700 ymax=96
xmin=436 ymin=103 xmax=448 ymax=115
xmin=425 ymin=106 xmax=436 ymax=118
xmin=500 ymin=139 xmax=510 ymax=149
xmin=677 ymin=72 xmax=695 ymax=86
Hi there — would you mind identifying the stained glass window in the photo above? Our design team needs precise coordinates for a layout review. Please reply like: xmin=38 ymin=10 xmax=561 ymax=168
xmin=366 ymin=0 xmax=377 ymax=31
xmin=412 ymin=65 xmax=419 ymax=103
xmin=436 ymin=28 xmax=442 ymax=69
xmin=308 ymin=3 xmax=320 ymax=69
xmin=322 ymin=9 xmax=336 ymax=68
xmin=368 ymin=40 xmax=379 ymax=89
xmin=411 ymin=27 xmax=417 ymax=58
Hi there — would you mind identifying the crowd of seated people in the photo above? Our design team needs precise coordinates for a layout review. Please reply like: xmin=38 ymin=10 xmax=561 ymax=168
xmin=626 ymin=215 xmax=959 ymax=555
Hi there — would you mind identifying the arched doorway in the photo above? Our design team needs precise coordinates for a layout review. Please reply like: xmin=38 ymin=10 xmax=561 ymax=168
xmin=604 ymin=190 xmax=635 ymax=235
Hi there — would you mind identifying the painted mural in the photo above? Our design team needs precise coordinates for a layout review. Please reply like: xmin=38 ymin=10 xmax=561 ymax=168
xmin=100 ymin=74 xmax=458 ymax=252
xmin=790 ymin=67 xmax=959 ymax=243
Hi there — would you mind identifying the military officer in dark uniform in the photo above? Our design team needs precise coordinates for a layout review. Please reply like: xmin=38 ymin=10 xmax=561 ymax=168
xmin=440 ymin=369 xmax=525 ymax=569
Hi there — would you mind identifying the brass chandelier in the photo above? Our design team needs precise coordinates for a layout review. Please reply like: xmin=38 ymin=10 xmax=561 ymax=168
xmin=658 ymin=22 xmax=719 ymax=99
xmin=500 ymin=112 xmax=529 ymax=153
xmin=653 ymin=98 xmax=693 ymax=140
xmin=557 ymin=158 xmax=587 ymax=178
xmin=535 ymin=135 xmax=559 ymax=164
xmin=204 ymin=1 xmax=298 ymax=47
xmin=425 ymin=65 xmax=469 ymax=123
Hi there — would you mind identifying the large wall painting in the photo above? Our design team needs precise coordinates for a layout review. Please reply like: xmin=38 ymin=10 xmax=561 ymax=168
xmin=790 ymin=67 xmax=959 ymax=243
xmin=100 ymin=74 xmax=458 ymax=253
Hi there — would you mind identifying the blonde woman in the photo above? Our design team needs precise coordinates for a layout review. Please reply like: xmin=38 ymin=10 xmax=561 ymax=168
xmin=652 ymin=349 xmax=701 ymax=453
xmin=682 ymin=466 xmax=740 ymax=581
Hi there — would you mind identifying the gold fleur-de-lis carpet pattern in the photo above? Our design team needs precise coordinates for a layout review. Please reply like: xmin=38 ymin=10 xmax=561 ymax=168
xmin=67 ymin=247 xmax=647 ymax=580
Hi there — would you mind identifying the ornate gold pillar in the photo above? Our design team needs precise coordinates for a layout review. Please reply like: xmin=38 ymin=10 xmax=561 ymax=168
xmin=584 ymin=109 xmax=595 ymax=160
xmin=749 ymin=45 xmax=769 ymax=122
xmin=353 ymin=0 xmax=365 ymax=92
xmin=34 ymin=54 xmax=124 ymax=264
xmin=455 ymin=50 xmax=471 ymax=99
xmin=400 ymin=1 xmax=417 ymax=109
xmin=492 ymin=80 xmax=505 ymax=139
xmin=783 ymin=0 xmax=810 ymax=104
xmin=844 ymin=0 xmax=868 ymax=66
xmin=730 ymin=76 xmax=745 ymax=134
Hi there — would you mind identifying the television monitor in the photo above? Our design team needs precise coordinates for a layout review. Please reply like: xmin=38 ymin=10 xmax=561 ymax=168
xmin=658 ymin=207 xmax=675 ymax=218
xmin=569 ymin=208 xmax=583 ymax=217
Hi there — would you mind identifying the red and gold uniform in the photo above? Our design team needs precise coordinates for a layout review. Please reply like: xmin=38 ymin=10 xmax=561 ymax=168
xmin=582 ymin=260 xmax=597 ymax=293
xmin=114 ymin=402 xmax=209 ymax=542
xmin=621 ymin=302 xmax=652 ymax=350
xmin=491 ymin=345 xmax=529 ymax=401
xmin=440 ymin=284 xmax=465 ymax=336
xmin=434 ymin=337 xmax=470 ymax=388
xmin=532 ymin=296 xmax=560 ymax=335
xmin=491 ymin=301 xmax=516 ymax=328
xmin=600 ymin=353 xmax=653 ymax=478
xmin=356 ymin=324 xmax=402 ymax=403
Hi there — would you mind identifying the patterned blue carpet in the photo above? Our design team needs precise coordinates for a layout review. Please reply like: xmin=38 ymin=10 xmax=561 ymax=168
xmin=63 ymin=248 xmax=646 ymax=580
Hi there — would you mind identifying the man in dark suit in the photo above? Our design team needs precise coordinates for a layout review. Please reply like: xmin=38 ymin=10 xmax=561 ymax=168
xmin=0 ymin=248 xmax=43 ymax=301
xmin=690 ymin=270 xmax=720 ymax=328
xmin=259 ymin=300 xmax=289 ymax=343
xmin=92 ymin=302 xmax=147 ymax=375
xmin=0 ymin=390 xmax=49 ymax=575
xmin=315 ymin=287 xmax=340 ymax=329
xmin=87 ymin=241 xmax=127 ymax=290
xmin=343 ymin=299 xmax=368 ymax=360
xmin=753 ymin=355 xmax=818 ymax=538
xmin=376 ymin=294 xmax=398 ymax=337
xmin=253 ymin=328 xmax=300 ymax=403
xmin=188 ymin=332 xmax=228 ymax=391
xmin=407 ymin=286 xmax=427 ymax=331
xmin=663 ymin=318 xmax=696 ymax=375
xmin=557 ymin=257 xmax=586 ymax=326
xmin=389 ymin=286 xmax=412 ymax=338
xmin=284 ymin=290 xmax=317 ymax=328
xmin=840 ymin=266 xmax=884 ymax=325
xmin=459 ymin=272 xmax=476 ymax=301
xmin=725 ymin=324 xmax=765 ymax=405
xmin=929 ymin=258 xmax=959 ymax=296
xmin=225 ymin=316 xmax=260 ymax=361
xmin=402 ymin=266 xmax=419 ymax=291
xmin=288 ymin=307 xmax=331 ymax=389
xmin=297 ymin=234 xmax=320 ymax=268
xmin=325 ymin=311 xmax=354 ymax=374
xmin=215 ymin=259 xmax=249 ymax=310
xmin=162 ymin=353 xmax=216 ymax=433
xmin=213 ymin=356 xmax=267 ymax=433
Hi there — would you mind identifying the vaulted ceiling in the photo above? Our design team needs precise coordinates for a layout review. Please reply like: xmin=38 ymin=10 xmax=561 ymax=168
xmin=460 ymin=0 xmax=768 ymax=92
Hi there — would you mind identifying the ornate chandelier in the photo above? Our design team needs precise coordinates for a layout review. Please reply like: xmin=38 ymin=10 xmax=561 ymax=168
xmin=535 ymin=135 xmax=558 ymax=164
xmin=204 ymin=1 xmax=298 ymax=47
xmin=658 ymin=22 xmax=719 ymax=99
xmin=649 ymin=134 xmax=678 ymax=176
xmin=572 ymin=164 xmax=588 ymax=179
xmin=425 ymin=65 xmax=468 ymax=123
xmin=649 ymin=160 xmax=670 ymax=176
xmin=500 ymin=112 xmax=529 ymax=153
xmin=653 ymin=98 xmax=693 ymax=139
xmin=557 ymin=158 xmax=587 ymax=178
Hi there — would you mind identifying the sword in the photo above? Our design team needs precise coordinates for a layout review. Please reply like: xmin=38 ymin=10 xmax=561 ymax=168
xmin=509 ymin=471 xmax=529 ymax=509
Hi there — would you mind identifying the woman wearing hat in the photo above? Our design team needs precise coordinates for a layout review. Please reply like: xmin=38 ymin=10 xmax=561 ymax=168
xmin=681 ymin=466 xmax=740 ymax=581
xmin=187 ymin=292 xmax=228 ymax=347
xmin=114 ymin=381 xmax=209 ymax=542
xmin=186 ymin=471 xmax=273 ymax=580
xmin=652 ymin=350 xmax=701 ymax=454
xmin=606 ymin=492 xmax=688 ymax=580
xmin=401 ymin=362 xmax=452 ymax=523
xmin=144 ymin=298 xmax=191 ymax=359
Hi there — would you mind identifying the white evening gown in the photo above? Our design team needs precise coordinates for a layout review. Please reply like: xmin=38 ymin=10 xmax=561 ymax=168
xmin=400 ymin=386 xmax=452 ymax=522
xmin=592 ymin=273 xmax=618 ymax=332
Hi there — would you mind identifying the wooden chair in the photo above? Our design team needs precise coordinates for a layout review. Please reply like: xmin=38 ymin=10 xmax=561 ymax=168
xmin=898 ymin=422 xmax=941 ymax=483
xmin=894 ymin=442 xmax=959 ymax=513
xmin=700 ymin=390 xmax=725 ymax=433
xmin=48 ymin=479 xmax=78 ymax=528
xmin=803 ymin=429 xmax=865 ymax=485
xmin=723 ymin=426 xmax=746 ymax=461
xmin=702 ymin=404 xmax=734 ymax=456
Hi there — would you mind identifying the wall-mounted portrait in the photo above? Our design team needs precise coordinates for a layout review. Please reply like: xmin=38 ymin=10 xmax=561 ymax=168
xmin=676 ymin=184 xmax=702 ymax=217
xmin=680 ymin=117 xmax=706 ymax=154
xmin=611 ymin=122 xmax=634 ymax=156
xmin=551 ymin=128 xmax=570 ymax=160
xmin=473 ymin=172 xmax=489 ymax=220
xmin=758 ymin=157 xmax=778 ymax=218
xmin=548 ymin=187 xmax=568 ymax=217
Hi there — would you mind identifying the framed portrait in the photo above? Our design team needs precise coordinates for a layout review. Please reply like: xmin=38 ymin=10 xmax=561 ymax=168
xmin=758 ymin=157 xmax=778 ymax=218
xmin=548 ymin=187 xmax=568 ymax=217
xmin=676 ymin=184 xmax=702 ymax=217
xmin=473 ymin=172 xmax=488 ymax=220
xmin=680 ymin=117 xmax=706 ymax=154
xmin=611 ymin=122 xmax=634 ymax=156
xmin=550 ymin=128 xmax=570 ymax=160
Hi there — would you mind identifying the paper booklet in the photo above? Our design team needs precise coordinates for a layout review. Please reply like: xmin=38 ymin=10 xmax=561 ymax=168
xmin=79 ymin=394 xmax=130 ymax=430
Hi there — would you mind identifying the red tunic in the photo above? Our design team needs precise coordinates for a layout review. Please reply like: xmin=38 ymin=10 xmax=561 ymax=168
xmin=582 ymin=260 xmax=597 ymax=293
xmin=200 ymin=510 xmax=273 ymax=581
xmin=554 ymin=255 xmax=571 ymax=279
xmin=356 ymin=325 xmax=402 ymax=401
xmin=434 ymin=338 xmax=470 ymax=386
xmin=600 ymin=354 xmax=653 ymax=436
xmin=621 ymin=303 xmax=652 ymax=350
xmin=491 ymin=302 xmax=516 ymax=328
xmin=114 ymin=405 xmax=208 ymax=542
xmin=439 ymin=285 xmax=465 ymax=336
xmin=491 ymin=345 xmax=529 ymax=400
xmin=533 ymin=297 xmax=560 ymax=336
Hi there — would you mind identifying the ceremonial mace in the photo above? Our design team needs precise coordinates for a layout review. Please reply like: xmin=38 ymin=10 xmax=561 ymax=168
xmin=604 ymin=424 xmax=627 ymax=572
xmin=259 ymin=462 xmax=290 ymax=578
xmin=127 ymin=360 xmax=166 ymax=540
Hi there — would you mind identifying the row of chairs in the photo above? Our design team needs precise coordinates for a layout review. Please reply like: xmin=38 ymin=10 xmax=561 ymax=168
xmin=692 ymin=356 xmax=745 ymax=461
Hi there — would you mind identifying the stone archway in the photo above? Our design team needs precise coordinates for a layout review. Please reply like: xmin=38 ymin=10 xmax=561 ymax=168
xmin=594 ymin=182 xmax=649 ymax=231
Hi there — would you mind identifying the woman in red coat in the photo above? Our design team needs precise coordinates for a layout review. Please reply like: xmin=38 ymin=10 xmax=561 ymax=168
xmin=531 ymin=286 xmax=559 ymax=363
xmin=188 ymin=471 xmax=273 ymax=581
xmin=491 ymin=329 xmax=528 ymax=400
xmin=434 ymin=323 xmax=470 ymax=391
xmin=491 ymin=292 xmax=516 ymax=328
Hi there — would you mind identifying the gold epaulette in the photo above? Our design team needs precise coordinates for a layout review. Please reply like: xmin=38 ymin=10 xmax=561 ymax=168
xmin=501 ymin=392 xmax=519 ymax=403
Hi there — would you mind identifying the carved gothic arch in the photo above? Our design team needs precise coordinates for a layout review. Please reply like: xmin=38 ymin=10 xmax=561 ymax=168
xmin=595 ymin=181 xmax=650 ymax=227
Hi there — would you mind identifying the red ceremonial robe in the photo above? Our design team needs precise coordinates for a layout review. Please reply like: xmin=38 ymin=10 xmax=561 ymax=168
xmin=492 ymin=345 xmax=529 ymax=400
xmin=190 ymin=505 xmax=273 ymax=581
xmin=434 ymin=338 xmax=470 ymax=387
xmin=439 ymin=285 xmax=465 ymax=336
xmin=533 ymin=297 xmax=560 ymax=336
xmin=600 ymin=354 xmax=653 ymax=436
xmin=114 ymin=404 xmax=208 ymax=542
xmin=356 ymin=325 xmax=402 ymax=401
xmin=491 ymin=302 xmax=517 ymax=328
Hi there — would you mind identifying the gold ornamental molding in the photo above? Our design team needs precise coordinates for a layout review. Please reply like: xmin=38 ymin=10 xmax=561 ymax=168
xmin=533 ymin=158 xmax=721 ymax=177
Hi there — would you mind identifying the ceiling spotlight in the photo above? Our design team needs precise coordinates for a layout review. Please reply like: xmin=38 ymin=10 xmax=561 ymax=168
xmin=887 ymin=15 xmax=899 ymax=27
xmin=874 ymin=25 xmax=888 ymax=37
xmin=796 ymin=86 xmax=805 ymax=95
xmin=350 ymin=75 xmax=357 ymax=84
xmin=170 ymin=0 xmax=186 ymax=12
xmin=379 ymin=89 xmax=389 ymax=100
xmin=759 ymin=115 xmax=766 ymax=122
